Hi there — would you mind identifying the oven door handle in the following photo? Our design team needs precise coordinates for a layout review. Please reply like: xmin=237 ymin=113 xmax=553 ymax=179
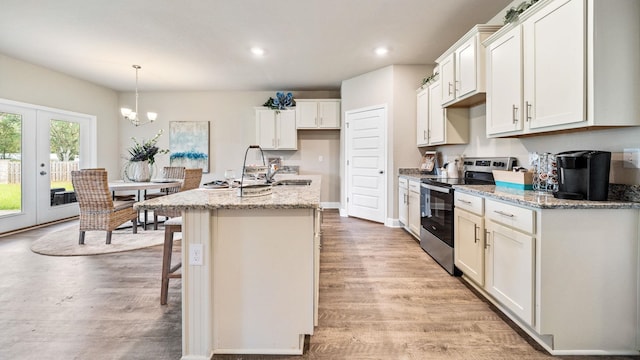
xmin=421 ymin=183 xmax=451 ymax=194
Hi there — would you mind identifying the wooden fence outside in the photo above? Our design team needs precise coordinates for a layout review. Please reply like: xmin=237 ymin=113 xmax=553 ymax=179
xmin=0 ymin=160 xmax=79 ymax=184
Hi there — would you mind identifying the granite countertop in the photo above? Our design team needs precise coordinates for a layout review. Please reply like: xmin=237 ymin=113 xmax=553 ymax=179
xmin=454 ymin=185 xmax=640 ymax=210
xmin=135 ymin=174 xmax=321 ymax=211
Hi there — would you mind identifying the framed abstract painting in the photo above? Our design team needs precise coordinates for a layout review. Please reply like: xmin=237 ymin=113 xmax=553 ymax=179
xmin=169 ymin=121 xmax=210 ymax=173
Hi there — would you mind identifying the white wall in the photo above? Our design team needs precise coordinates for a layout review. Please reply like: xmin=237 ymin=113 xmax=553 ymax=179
xmin=436 ymin=104 xmax=640 ymax=185
xmin=0 ymin=54 xmax=120 ymax=173
xmin=341 ymin=64 xmax=431 ymax=220
xmin=118 ymin=90 xmax=342 ymax=203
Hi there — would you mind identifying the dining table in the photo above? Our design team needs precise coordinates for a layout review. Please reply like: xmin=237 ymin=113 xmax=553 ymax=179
xmin=108 ymin=179 xmax=182 ymax=229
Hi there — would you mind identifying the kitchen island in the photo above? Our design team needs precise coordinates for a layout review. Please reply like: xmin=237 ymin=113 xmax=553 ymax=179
xmin=136 ymin=175 xmax=322 ymax=359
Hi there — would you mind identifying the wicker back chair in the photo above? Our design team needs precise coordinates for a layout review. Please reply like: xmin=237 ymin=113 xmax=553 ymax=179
xmin=153 ymin=168 xmax=203 ymax=228
xmin=71 ymin=169 xmax=138 ymax=245
xmin=145 ymin=166 xmax=186 ymax=200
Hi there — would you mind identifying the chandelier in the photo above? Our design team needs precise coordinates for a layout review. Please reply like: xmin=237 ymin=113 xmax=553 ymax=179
xmin=120 ymin=65 xmax=157 ymax=126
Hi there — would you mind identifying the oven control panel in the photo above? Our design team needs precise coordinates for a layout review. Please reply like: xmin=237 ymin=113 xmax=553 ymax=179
xmin=463 ymin=157 xmax=516 ymax=172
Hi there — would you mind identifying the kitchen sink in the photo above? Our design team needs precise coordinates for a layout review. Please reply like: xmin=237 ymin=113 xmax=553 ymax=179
xmin=272 ymin=179 xmax=312 ymax=186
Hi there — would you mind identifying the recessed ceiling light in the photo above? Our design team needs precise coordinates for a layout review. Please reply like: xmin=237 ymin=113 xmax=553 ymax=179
xmin=251 ymin=47 xmax=265 ymax=56
xmin=375 ymin=47 xmax=389 ymax=56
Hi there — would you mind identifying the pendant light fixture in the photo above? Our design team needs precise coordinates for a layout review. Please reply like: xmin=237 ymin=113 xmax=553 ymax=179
xmin=120 ymin=65 xmax=157 ymax=126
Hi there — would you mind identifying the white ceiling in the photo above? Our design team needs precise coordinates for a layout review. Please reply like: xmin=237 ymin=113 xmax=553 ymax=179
xmin=0 ymin=0 xmax=512 ymax=92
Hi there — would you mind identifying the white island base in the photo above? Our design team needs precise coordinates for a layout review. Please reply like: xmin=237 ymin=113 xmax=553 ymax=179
xmin=181 ymin=208 xmax=316 ymax=359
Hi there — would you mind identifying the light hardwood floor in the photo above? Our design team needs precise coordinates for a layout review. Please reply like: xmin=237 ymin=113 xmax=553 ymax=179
xmin=0 ymin=211 xmax=636 ymax=359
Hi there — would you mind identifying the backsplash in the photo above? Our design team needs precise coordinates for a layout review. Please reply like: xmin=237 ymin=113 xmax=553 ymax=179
xmin=399 ymin=167 xmax=640 ymax=203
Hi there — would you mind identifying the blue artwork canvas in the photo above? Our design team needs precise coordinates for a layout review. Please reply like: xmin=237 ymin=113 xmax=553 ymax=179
xmin=169 ymin=121 xmax=209 ymax=173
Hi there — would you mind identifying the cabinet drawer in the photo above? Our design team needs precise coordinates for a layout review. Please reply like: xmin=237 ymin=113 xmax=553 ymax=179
xmin=408 ymin=180 xmax=420 ymax=193
xmin=455 ymin=192 xmax=483 ymax=215
xmin=485 ymin=198 xmax=535 ymax=234
xmin=399 ymin=177 xmax=408 ymax=188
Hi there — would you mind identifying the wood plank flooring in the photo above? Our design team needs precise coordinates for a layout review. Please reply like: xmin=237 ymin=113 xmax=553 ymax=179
xmin=0 ymin=211 xmax=636 ymax=359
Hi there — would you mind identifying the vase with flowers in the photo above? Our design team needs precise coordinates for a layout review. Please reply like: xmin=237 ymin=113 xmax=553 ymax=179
xmin=123 ymin=130 xmax=169 ymax=182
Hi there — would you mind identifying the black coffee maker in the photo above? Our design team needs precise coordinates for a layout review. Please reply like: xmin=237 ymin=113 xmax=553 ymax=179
xmin=553 ymin=150 xmax=611 ymax=201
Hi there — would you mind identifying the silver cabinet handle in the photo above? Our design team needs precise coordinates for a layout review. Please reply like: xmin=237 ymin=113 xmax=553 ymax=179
xmin=448 ymin=82 xmax=453 ymax=96
xmin=493 ymin=210 xmax=515 ymax=218
xmin=526 ymin=101 xmax=532 ymax=122
xmin=512 ymin=105 xmax=518 ymax=124
xmin=459 ymin=199 xmax=472 ymax=204
xmin=474 ymin=225 xmax=479 ymax=243
xmin=484 ymin=230 xmax=490 ymax=249
xmin=455 ymin=80 xmax=460 ymax=92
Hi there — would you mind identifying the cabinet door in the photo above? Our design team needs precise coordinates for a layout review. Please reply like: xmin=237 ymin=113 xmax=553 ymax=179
xmin=455 ymin=37 xmax=477 ymax=99
xmin=276 ymin=110 xmax=297 ymax=150
xmin=523 ymin=0 xmax=585 ymax=130
xmin=416 ymin=88 xmax=429 ymax=146
xmin=256 ymin=110 xmax=276 ymax=150
xmin=398 ymin=185 xmax=408 ymax=227
xmin=485 ymin=220 xmax=535 ymax=326
xmin=318 ymin=101 xmax=340 ymax=128
xmin=454 ymin=208 xmax=485 ymax=286
xmin=428 ymin=82 xmax=445 ymax=144
xmin=296 ymin=102 xmax=318 ymax=128
xmin=407 ymin=180 xmax=421 ymax=237
xmin=440 ymin=53 xmax=456 ymax=105
xmin=486 ymin=25 xmax=524 ymax=136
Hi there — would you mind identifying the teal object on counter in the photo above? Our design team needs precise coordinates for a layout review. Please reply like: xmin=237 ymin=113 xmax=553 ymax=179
xmin=495 ymin=181 xmax=533 ymax=190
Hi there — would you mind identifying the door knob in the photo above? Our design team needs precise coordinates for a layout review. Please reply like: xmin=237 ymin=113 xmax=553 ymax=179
xmin=40 ymin=171 xmax=47 ymax=175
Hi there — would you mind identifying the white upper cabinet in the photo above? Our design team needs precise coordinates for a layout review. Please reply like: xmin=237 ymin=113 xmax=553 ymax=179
xmin=416 ymin=87 xmax=429 ymax=146
xmin=416 ymin=79 xmax=470 ymax=146
xmin=295 ymin=99 xmax=341 ymax=129
xmin=485 ymin=0 xmax=640 ymax=137
xmin=436 ymin=25 xmax=502 ymax=108
xmin=256 ymin=108 xmax=297 ymax=150
xmin=486 ymin=25 xmax=524 ymax=135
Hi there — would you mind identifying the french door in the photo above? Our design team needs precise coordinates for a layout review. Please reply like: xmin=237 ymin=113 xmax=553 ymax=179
xmin=0 ymin=99 xmax=96 ymax=233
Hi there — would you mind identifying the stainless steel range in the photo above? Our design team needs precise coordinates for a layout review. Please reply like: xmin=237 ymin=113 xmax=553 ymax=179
xmin=419 ymin=157 xmax=516 ymax=275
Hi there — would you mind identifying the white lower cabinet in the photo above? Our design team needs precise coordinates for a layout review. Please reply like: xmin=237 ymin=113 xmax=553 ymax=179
xmin=398 ymin=177 xmax=408 ymax=227
xmin=454 ymin=192 xmax=485 ymax=286
xmin=454 ymin=190 xmax=640 ymax=354
xmin=398 ymin=177 xmax=420 ymax=239
xmin=485 ymin=218 xmax=535 ymax=326
xmin=407 ymin=179 xmax=421 ymax=238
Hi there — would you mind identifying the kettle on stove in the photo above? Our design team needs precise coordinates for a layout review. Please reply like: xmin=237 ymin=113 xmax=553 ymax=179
xmin=445 ymin=159 xmax=460 ymax=179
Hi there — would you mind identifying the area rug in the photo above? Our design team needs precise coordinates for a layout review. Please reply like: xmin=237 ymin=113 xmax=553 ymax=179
xmin=31 ymin=225 xmax=167 ymax=256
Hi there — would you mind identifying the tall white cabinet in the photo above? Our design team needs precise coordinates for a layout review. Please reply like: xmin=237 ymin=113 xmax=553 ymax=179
xmin=256 ymin=108 xmax=297 ymax=150
xmin=485 ymin=0 xmax=640 ymax=137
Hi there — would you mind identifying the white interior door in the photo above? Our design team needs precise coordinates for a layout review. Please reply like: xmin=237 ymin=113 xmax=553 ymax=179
xmin=345 ymin=106 xmax=386 ymax=223
xmin=0 ymin=99 xmax=96 ymax=233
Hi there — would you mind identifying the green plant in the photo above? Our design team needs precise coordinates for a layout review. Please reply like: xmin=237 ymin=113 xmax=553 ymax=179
xmin=504 ymin=0 xmax=539 ymax=24
xmin=126 ymin=130 xmax=169 ymax=165
xmin=421 ymin=72 xmax=439 ymax=87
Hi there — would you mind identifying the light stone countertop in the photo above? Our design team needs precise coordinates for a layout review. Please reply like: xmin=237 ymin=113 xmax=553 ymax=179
xmin=134 ymin=174 xmax=321 ymax=211
xmin=454 ymin=185 xmax=640 ymax=210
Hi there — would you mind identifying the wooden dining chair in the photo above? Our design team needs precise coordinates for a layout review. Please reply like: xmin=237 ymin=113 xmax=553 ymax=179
xmin=71 ymin=169 xmax=139 ymax=245
xmin=157 ymin=168 xmax=203 ymax=305
xmin=153 ymin=168 xmax=203 ymax=229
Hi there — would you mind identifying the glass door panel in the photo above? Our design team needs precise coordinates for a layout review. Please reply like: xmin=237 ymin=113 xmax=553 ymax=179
xmin=0 ymin=102 xmax=36 ymax=233
xmin=48 ymin=119 xmax=80 ymax=207
xmin=0 ymin=112 xmax=22 ymax=215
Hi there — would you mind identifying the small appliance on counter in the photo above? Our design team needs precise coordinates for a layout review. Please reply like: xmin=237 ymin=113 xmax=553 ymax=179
xmin=419 ymin=151 xmax=440 ymax=175
xmin=553 ymin=150 xmax=611 ymax=201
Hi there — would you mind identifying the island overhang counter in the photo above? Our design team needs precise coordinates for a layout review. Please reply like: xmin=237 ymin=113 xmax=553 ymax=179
xmin=136 ymin=175 xmax=322 ymax=359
